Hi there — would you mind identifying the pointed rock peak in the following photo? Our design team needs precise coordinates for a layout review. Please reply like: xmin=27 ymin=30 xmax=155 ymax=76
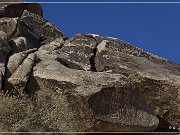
xmin=21 ymin=10 xmax=65 ymax=44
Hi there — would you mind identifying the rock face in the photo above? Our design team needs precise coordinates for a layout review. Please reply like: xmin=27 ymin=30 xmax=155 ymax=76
xmin=56 ymin=34 xmax=97 ymax=71
xmin=21 ymin=10 xmax=65 ymax=44
xmin=10 ymin=36 xmax=38 ymax=53
xmin=0 ymin=0 xmax=43 ymax=17
xmin=88 ymin=84 xmax=159 ymax=131
xmin=0 ymin=31 xmax=10 ymax=91
xmin=6 ymin=52 xmax=36 ymax=93
xmin=0 ymin=71 xmax=2 ymax=90
xmin=91 ymin=34 xmax=180 ymax=129
xmin=0 ymin=17 xmax=18 ymax=38
xmin=6 ymin=48 xmax=37 ymax=78
xmin=26 ymin=58 xmax=159 ymax=131
xmin=0 ymin=0 xmax=179 ymax=132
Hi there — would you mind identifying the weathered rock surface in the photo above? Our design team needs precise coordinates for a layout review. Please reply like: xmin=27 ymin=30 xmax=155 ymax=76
xmin=91 ymin=34 xmax=180 ymax=129
xmin=29 ymin=59 xmax=128 ymax=97
xmin=6 ymin=53 xmax=36 ymax=93
xmin=24 ymin=35 xmax=159 ymax=131
xmin=37 ymin=38 xmax=65 ymax=56
xmin=36 ymin=38 xmax=65 ymax=63
xmin=0 ymin=17 xmax=18 ymax=38
xmin=88 ymin=83 xmax=159 ymax=131
xmin=6 ymin=48 xmax=37 ymax=78
xmin=0 ymin=31 xmax=10 ymax=90
xmin=0 ymin=0 xmax=43 ymax=18
xmin=21 ymin=10 xmax=65 ymax=44
xmin=38 ymin=38 xmax=65 ymax=53
xmin=0 ymin=71 xmax=2 ymax=90
xmin=3 ymin=30 xmax=179 ymax=132
xmin=10 ymin=36 xmax=38 ymax=53
xmin=56 ymin=34 xmax=97 ymax=71
xmin=0 ymin=17 xmax=39 ymax=43
xmin=27 ymin=58 xmax=159 ymax=131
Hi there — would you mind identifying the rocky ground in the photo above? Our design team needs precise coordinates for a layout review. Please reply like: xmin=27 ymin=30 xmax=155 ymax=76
xmin=0 ymin=0 xmax=180 ymax=133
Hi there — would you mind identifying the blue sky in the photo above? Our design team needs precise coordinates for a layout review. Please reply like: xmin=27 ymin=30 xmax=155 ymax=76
xmin=28 ymin=1 xmax=180 ymax=64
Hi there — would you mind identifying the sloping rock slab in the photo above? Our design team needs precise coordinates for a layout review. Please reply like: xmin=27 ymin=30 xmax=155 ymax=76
xmin=55 ymin=34 xmax=97 ymax=71
xmin=28 ymin=60 xmax=128 ymax=97
xmin=6 ymin=53 xmax=36 ymax=94
xmin=88 ymin=83 xmax=159 ymax=131
xmin=38 ymin=38 xmax=65 ymax=53
xmin=36 ymin=38 xmax=65 ymax=62
xmin=21 ymin=10 xmax=65 ymax=44
xmin=92 ymin=34 xmax=180 ymax=128
xmin=26 ymin=59 xmax=159 ymax=131
xmin=89 ymin=33 xmax=168 ymax=61
xmin=6 ymin=48 xmax=37 ymax=78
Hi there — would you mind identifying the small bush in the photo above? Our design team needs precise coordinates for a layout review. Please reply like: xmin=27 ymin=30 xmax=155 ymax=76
xmin=0 ymin=92 xmax=33 ymax=132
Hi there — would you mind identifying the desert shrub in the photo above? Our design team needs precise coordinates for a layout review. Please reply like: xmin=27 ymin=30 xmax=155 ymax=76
xmin=0 ymin=92 xmax=33 ymax=132
xmin=29 ymin=90 xmax=81 ymax=132
xmin=0 ymin=89 xmax=82 ymax=132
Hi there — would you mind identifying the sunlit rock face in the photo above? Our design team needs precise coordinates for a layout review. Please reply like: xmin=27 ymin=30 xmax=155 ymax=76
xmin=0 ymin=0 xmax=179 ymax=132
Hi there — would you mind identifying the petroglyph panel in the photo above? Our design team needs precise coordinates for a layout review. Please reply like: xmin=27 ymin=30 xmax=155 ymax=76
xmin=88 ymin=84 xmax=156 ymax=127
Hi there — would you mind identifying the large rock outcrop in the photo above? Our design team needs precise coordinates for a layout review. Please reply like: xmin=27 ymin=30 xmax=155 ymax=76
xmin=0 ymin=0 xmax=179 ymax=132
xmin=21 ymin=10 xmax=65 ymax=44
xmin=26 ymin=56 xmax=159 ymax=131
xmin=91 ymin=34 xmax=180 ymax=129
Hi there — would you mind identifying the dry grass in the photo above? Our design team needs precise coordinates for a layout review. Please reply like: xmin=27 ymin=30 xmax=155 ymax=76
xmin=0 ymin=89 xmax=83 ymax=132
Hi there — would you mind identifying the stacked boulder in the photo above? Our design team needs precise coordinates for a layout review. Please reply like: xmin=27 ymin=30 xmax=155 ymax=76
xmin=0 ymin=0 xmax=179 ymax=132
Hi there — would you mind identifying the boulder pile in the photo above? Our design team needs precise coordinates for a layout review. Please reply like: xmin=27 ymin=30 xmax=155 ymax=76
xmin=0 ymin=0 xmax=179 ymax=132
